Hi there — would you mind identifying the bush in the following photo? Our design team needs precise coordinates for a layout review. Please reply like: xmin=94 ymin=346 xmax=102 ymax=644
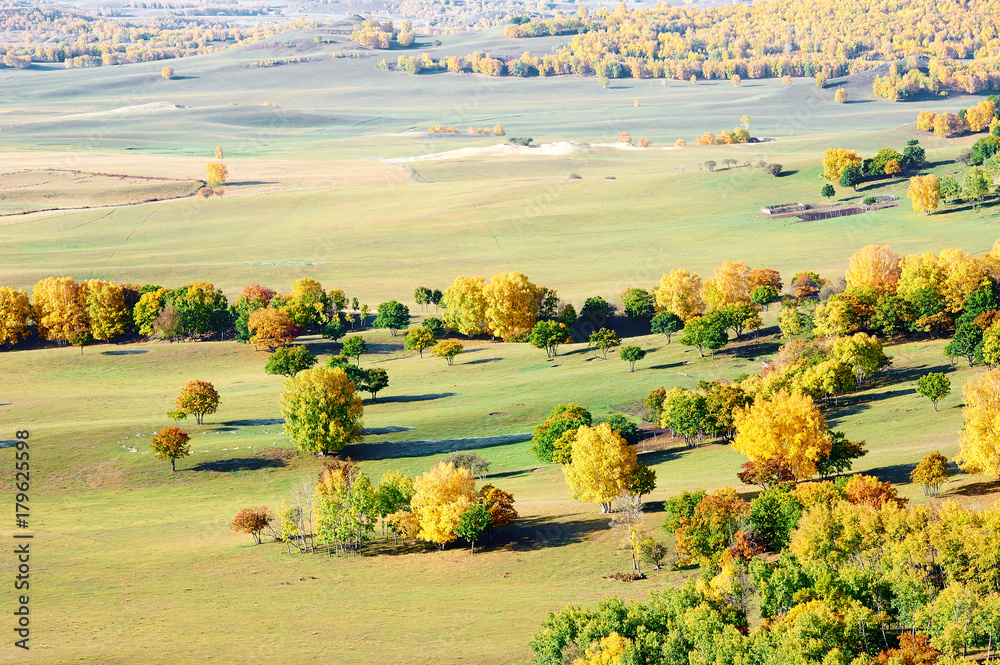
xmin=863 ymin=196 xmax=877 ymax=205
xmin=508 ymin=137 xmax=533 ymax=146
xmin=762 ymin=163 xmax=782 ymax=176
xmin=597 ymin=414 xmax=642 ymax=446
xmin=423 ymin=317 xmax=445 ymax=336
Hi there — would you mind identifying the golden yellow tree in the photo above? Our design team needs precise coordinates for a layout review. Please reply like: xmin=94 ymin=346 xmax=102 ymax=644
xmin=284 ymin=277 xmax=328 ymax=326
xmin=0 ymin=287 xmax=31 ymax=347
xmin=933 ymin=112 xmax=966 ymax=137
xmin=248 ymin=306 xmax=300 ymax=350
xmin=563 ymin=423 xmax=638 ymax=513
xmin=79 ymin=279 xmax=130 ymax=341
xmin=483 ymin=271 xmax=540 ymax=339
xmin=161 ymin=65 xmax=174 ymax=79
xmin=834 ymin=88 xmax=848 ymax=103
xmin=214 ymin=146 xmax=224 ymax=159
xmin=844 ymin=244 xmax=901 ymax=292
xmin=907 ymin=174 xmax=939 ymax=215
xmin=410 ymin=462 xmax=478 ymax=547
xmin=966 ymin=100 xmax=996 ymax=132
xmin=732 ymin=391 xmax=833 ymax=479
xmin=705 ymin=260 xmax=752 ymax=307
xmin=32 ymin=277 xmax=86 ymax=343
xmin=442 ymin=275 xmax=488 ymax=336
xmin=917 ymin=111 xmax=937 ymax=131
xmin=655 ymin=269 xmax=705 ymax=321
xmin=939 ymin=247 xmax=988 ymax=314
xmin=573 ymin=633 xmax=632 ymax=665
xmin=206 ymin=161 xmax=228 ymax=186
xmin=822 ymin=148 xmax=861 ymax=181
xmin=957 ymin=369 xmax=1000 ymax=478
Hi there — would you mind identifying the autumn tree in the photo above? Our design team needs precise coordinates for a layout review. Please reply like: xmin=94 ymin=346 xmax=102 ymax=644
xmin=373 ymin=300 xmax=410 ymax=336
xmin=214 ymin=146 xmax=224 ymax=159
xmin=829 ymin=333 xmax=890 ymax=384
xmin=589 ymin=328 xmax=621 ymax=359
xmin=279 ymin=366 xmax=364 ymax=454
xmin=161 ymin=65 xmax=174 ymax=79
xmin=563 ymin=423 xmax=638 ymax=513
xmin=151 ymin=425 xmax=190 ymax=472
xmin=484 ymin=271 xmax=541 ymax=339
xmin=0 ymin=287 xmax=31 ymax=348
xmin=432 ymin=339 xmax=463 ymax=365
xmin=916 ymin=372 xmax=951 ymax=411
xmin=340 ymin=336 xmax=368 ymax=365
xmin=620 ymin=345 xmax=646 ymax=372
xmin=835 ymin=88 xmax=848 ymax=103
xmin=33 ymin=277 xmax=86 ymax=344
xmin=479 ymin=484 xmax=518 ymax=534
xmin=442 ymin=276 xmax=488 ymax=336
xmin=732 ymin=391 xmax=833 ymax=480
xmin=231 ymin=507 xmax=272 ymax=544
xmin=845 ymin=244 xmax=901 ymax=292
xmin=80 ymin=279 xmax=130 ymax=341
xmin=283 ymin=278 xmax=328 ymax=327
xmin=655 ymin=269 xmax=705 ymax=321
xmin=175 ymin=380 xmax=220 ymax=425
xmin=410 ymin=462 xmax=478 ymax=548
xmin=133 ymin=288 xmax=166 ymax=336
xmin=956 ymin=369 xmax=1000 ymax=478
xmin=247 ymin=306 xmax=300 ymax=350
xmin=706 ymin=260 xmax=752 ymax=307
xmin=206 ymin=161 xmax=228 ymax=186
xmin=264 ymin=345 xmax=316 ymax=377
xmin=907 ymin=174 xmax=940 ymax=215
xmin=911 ymin=451 xmax=952 ymax=497
xmin=403 ymin=326 xmax=436 ymax=357
xmin=822 ymin=148 xmax=862 ymax=181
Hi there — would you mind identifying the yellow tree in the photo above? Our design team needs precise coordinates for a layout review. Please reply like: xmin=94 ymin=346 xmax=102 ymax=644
xmin=957 ymin=369 xmax=1000 ymax=479
xmin=705 ymin=260 xmax=752 ymax=307
xmin=280 ymin=367 xmax=364 ymax=454
xmin=32 ymin=277 xmax=86 ymax=343
xmin=939 ymin=247 xmax=988 ymax=314
xmin=732 ymin=391 xmax=832 ymax=479
xmin=133 ymin=288 xmax=166 ymax=336
xmin=907 ymin=175 xmax=939 ymax=215
xmin=0 ymin=287 xmax=31 ymax=347
xmin=79 ymin=279 xmax=130 ymax=341
xmin=248 ymin=307 xmax=300 ymax=350
xmin=206 ymin=161 xmax=228 ymax=186
xmin=175 ymin=379 xmax=220 ymax=425
xmin=410 ymin=462 xmax=478 ymax=547
xmin=563 ymin=423 xmax=638 ymax=513
xmin=655 ymin=269 xmax=705 ymax=321
xmin=835 ymin=88 xmax=848 ymax=103
xmin=844 ymin=244 xmax=901 ymax=292
xmin=442 ymin=275 xmax=488 ymax=336
xmin=917 ymin=111 xmax=937 ymax=131
xmin=161 ymin=65 xmax=174 ymax=79
xmin=822 ymin=148 xmax=862 ymax=181
xmin=483 ymin=271 xmax=540 ymax=339
xmin=284 ymin=277 xmax=328 ymax=326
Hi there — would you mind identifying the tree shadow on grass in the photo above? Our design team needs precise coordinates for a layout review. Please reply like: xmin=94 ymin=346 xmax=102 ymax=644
xmin=648 ymin=361 xmax=685 ymax=370
xmin=503 ymin=514 xmax=610 ymax=551
xmin=463 ymin=357 xmax=502 ymax=365
xmin=486 ymin=467 xmax=543 ymax=481
xmin=861 ymin=462 xmax=917 ymax=486
xmin=209 ymin=426 xmax=241 ymax=433
xmin=951 ymin=480 xmax=1000 ymax=496
xmin=225 ymin=418 xmax=284 ymax=426
xmin=372 ymin=392 xmax=456 ymax=404
xmin=189 ymin=457 xmax=285 ymax=472
xmin=826 ymin=388 xmax=918 ymax=424
xmin=344 ymin=433 xmax=531 ymax=461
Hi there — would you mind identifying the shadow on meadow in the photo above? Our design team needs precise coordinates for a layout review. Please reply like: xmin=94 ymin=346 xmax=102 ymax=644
xmin=344 ymin=433 xmax=532 ymax=461
xmin=189 ymin=457 xmax=286 ymax=472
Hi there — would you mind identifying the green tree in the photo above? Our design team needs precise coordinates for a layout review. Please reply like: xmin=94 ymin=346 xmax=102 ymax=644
xmin=361 ymin=367 xmax=389 ymax=401
xmin=414 ymin=286 xmax=432 ymax=311
xmin=944 ymin=322 xmax=982 ymax=367
xmin=340 ymin=336 xmax=368 ymax=365
xmin=663 ymin=391 xmax=709 ymax=447
xmin=279 ymin=367 xmax=364 ymax=454
xmin=839 ymin=162 xmax=864 ymax=191
xmin=580 ymin=296 xmax=615 ymax=327
xmin=916 ymin=372 xmax=951 ymax=411
xmin=264 ymin=345 xmax=317 ymax=377
xmin=531 ymin=403 xmax=592 ymax=463
xmin=589 ymin=327 xmax=621 ymax=359
xmin=679 ymin=315 xmax=729 ymax=357
xmin=322 ymin=318 xmax=346 ymax=342
xmin=751 ymin=285 xmax=780 ymax=311
xmin=454 ymin=502 xmax=491 ymax=554
xmin=621 ymin=288 xmax=656 ymax=320
xmin=403 ymin=326 xmax=436 ymax=357
xmin=373 ymin=300 xmax=410 ymax=336
xmin=620 ymin=345 xmax=646 ymax=372
xmin=650 ymin=310 xmax=684 ymax=342
xmin=598 ymin=414 xmax=642 ymax=446
xmin=556 ymin=303 xmax=577 ymax=326
xmin=821 ymin=183 xmax=836 ymax=202
xmin=529 ymin=320 xmax=571 ymax=357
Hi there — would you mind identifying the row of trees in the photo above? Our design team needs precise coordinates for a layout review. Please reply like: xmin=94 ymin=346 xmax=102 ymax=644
xmin=821 ymin=140 xmax=927 ymax=192
xmin=916 ymin=97 xmax=999 ymax=137
xmin=234 ymin=459 xmax=517 ymax=556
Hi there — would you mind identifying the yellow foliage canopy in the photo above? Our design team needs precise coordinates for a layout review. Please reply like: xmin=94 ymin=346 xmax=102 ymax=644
xmin=822 ymin=148 xmax=861 ymax=181
xmin=844 ymin=244 xmax=901 ymax=292
xmin=563 ymin=423 xmax=637 ymax=512
xmin=0 ymin=287 xmax=31 ymax=347
xmin=411 ymin=462 xmax=478 ymax=545
xmin=32 ymin=276 xmax=86 ymax=343
xmin=957 ymin=369 xmax=1000 ymax=478
xmin=907 ymin=174 xmax=939 ymax=215
xmin=732 ymin=391 xmax=832 ymax=479
xmin=442 ymin=276 xmax=488 ymax=337
xmin=655 ymin=269 xmax=705 ymax=321
xmin=483 ymin=271 xmax=540 ymax=340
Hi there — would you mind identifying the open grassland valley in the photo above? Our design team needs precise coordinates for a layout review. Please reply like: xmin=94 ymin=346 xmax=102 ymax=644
xmin=10 ymin=0 xmax=1000 ymax=663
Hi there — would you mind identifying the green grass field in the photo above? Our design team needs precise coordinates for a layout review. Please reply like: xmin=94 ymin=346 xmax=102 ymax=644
xmin=2 ymin=24 xmax=999 ymax=663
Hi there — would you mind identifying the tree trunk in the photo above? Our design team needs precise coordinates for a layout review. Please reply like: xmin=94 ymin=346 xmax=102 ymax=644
xmin=171 ymin=459 xmax=176 ymax=472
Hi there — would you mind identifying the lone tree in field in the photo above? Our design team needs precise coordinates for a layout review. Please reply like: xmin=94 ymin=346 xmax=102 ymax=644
xmin=910 ymin=452 xmax=951 ymax=497
xmin=620 ymin=345 xmax=646 ymax=372
xmin=835 ymin=88 xmax=848 ymax=103
xmin=231 ymin=507 xmax=272 ymax=544
xmin=530 ymin=320 xmax=571 ymax=357
xmin=161 ymin=65 xmax=174 ymax=79
xmin=265 ymin=345 xmax=317 ymax=378
xmin=215 ymin=146 xmax=224 ymax=160
xmin=821 ymin=183 xmax=836 ymax=202
xmin=432 ymin=339 xmax=464 ymax=365
xmin=373 ymin=300 xmax=410 ymax=336
xmin=650 ymin=310 xmax=683 ymax=343
xmin=915 ymin=372 xmax=951 ymax=411
xmin=279 ymin=366 xmax=364 ymax=454
xmin=175 ymin=380 xmax=220 ymax=425
xmin=907 ymin=174 xmax=939 ymax=215
xmin=454 ymin=502 xmax=491 ymax=554
xmin=206 ymin=161 xmax=228 ymax=186
xmin=403 ymin=326 xmax=436 ymax=357
xmin=151 ymin=425 xmax=191 ymax=472
xmin=363 ymin=367 xmax=389 ymax=401
xmin=340 ymin=336 xmax=368 ymax=365
xmin=589 ymin=328 xmax=621 ymax=359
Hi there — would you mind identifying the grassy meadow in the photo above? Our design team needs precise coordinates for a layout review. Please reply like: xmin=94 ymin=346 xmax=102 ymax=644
xmin=1 ymin=23 xmax=999 ymax=664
